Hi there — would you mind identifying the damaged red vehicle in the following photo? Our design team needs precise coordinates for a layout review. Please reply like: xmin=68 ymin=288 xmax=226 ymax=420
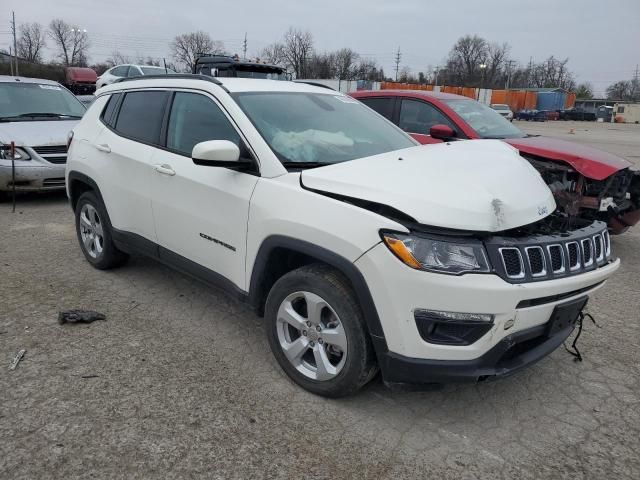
xmin=350 ymin=90 xmax=640 ymax=234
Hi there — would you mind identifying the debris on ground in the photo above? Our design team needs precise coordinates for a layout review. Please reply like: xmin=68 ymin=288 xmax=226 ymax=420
xmin=58 ymin=310 xmax=106 ymax=325
xmin=9 ymin=349 xmax=26 ymax=370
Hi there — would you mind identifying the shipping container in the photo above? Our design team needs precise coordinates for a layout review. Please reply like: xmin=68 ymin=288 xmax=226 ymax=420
xmin=536 ymin=91 xmax=566 ymax=111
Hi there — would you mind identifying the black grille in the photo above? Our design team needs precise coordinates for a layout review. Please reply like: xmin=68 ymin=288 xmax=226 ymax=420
xmin=44 ymin=156 xmax=67 ymax=164
xmin=501 ymin=248 xmax=523 ymax=277
xmin=43 ymin=178 xmax=65 ymax=186
xmin=526 ymin=247 xmax=545 ymax=275
xmin=32 ymin=145 xmax=67 ymax=155
xmin=594 ymin=235 xmax=603 ymax=260
xmin=582 ymin=239 xmax=593 ymax=265
xmin=567 ymin=242 xmax=580 ymax=269
xmin=549 ymin=245 xmax=564 ymax=272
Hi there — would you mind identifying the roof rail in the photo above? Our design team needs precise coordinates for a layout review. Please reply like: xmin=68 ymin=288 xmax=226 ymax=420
xmin=114 ymin=74 xmax=223 ymax=86
xmin=293 ymin=80 xmax=336 ymax=91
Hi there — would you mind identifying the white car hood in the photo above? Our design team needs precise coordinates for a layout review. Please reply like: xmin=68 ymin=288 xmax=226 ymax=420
xmin=0 ymin=120 xmax=78 ymax=147
xmin=300 ymin=140 xmax=556 ymax=232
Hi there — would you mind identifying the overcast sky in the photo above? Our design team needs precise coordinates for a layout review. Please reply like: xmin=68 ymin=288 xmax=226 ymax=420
xmin=2 ymin=0 xmax=639 ymax=95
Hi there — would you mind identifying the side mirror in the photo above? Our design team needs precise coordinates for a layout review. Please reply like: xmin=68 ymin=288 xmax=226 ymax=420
xmin=192 ymin=140 xmax=251 ymax=169
xmin=429 ymin=124 xmax=456 ymax=141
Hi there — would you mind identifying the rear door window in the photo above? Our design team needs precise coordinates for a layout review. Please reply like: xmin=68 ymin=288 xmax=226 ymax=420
xmin=101 ymin=93 xmax=121 ymax=126
xmin=114 ymin=91 xmax=168 ymax=145
xmin=110 ymin=66 xmax=128 ymax=77
xmin=358 ymin=97 xmax=394 ymax=120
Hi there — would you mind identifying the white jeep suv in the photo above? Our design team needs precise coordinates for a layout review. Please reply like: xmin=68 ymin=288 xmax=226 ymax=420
xmin=66 ymin=75 xmax=619 ymax=397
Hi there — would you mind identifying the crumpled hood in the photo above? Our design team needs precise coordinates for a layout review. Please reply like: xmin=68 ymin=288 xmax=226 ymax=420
xmin=505 ymin=136 xmax=631 ymax=181
xmin=0 ymin=120 xmax=78 ymax=147
xmin=301 ymin=140 xmax=556 ymax=232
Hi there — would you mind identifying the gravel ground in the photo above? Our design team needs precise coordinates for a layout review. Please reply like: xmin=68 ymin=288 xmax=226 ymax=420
xmin=1 ymin=122 xmax=639 ymax=479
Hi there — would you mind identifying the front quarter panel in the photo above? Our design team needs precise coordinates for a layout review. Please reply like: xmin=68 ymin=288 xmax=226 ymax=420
xmin=245 ymin=172 xmax=406 ymax=291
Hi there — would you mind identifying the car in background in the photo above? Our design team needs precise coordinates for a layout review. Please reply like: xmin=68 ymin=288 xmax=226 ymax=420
xmin=515 ymin=109 xmax=546 ymax=121
xmin=0 ymin=76 xmax=85 ymax=196
xmin=543 ymin=110 xmax=560 ymax=121
xmin=193 ymin=54 xmax=288 ymax=79
xmin=558 ymin=108 xmax=596 ymax=121
xmin=63 ymin=67 xmax=97 ymax=95
xmin=349 ymin=89 xmax=640 ymax=234
xmin=96 ymin=64 xmax=177 ymax=89
xmin=490 ymin=103 xmax=513 ymax=121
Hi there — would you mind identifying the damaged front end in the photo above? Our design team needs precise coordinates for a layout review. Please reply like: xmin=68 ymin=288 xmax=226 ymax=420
xmin=525 ymin=154 xmax=640 ymax=234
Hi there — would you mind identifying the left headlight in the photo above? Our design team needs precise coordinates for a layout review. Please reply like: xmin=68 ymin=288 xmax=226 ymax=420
xmin=0 ymin=146 xmax=31 ymax=160
xmin=382 ymin=232 xmax=491 ymax=274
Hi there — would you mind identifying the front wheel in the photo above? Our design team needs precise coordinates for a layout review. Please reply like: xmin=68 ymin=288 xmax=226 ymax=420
xmin=265 ymin=264 xmax=377 ymax=397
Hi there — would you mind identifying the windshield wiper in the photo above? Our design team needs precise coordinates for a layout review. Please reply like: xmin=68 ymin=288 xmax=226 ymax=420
xmin=280 ymin=161 xmax=334 ymax=169
xmin=1 ymin=113 xmax=82 ymax=120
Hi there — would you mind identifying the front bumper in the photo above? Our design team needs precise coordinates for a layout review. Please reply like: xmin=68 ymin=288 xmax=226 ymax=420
xmin=0 ymin=163 xmax=66 ymax=192
xmin=379 ymin=313 xmax=579 ymax=384
xmin=355 ymin=242 xmax=620 ymax=382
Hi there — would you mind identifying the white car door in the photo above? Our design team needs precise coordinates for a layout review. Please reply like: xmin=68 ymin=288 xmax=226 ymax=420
xmin=94 ymin=89 xmax=170 ymax=243
xmin=149 ymin=91 xmax=259 ymax=290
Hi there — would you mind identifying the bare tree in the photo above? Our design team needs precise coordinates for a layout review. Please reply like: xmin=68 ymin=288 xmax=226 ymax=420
xmin=260 ymin=43 xmax=286 ymax=65
xmin=17 ymin=22 xmax=46 ymax=63
xmin=445 ymin=34 xmax=488 ymax=86
xmin=278 ymin=27 xmax=314 ymax=78
xmin=170 ymin=31 xmax=224 ymax=72
xmin=48 ymin=19 xmax=90 ymax=66
xmin=332 ymin=48 xmax=359 ymax=80
xmin=606 ymin=80 xmax=639 ymax=101
xmin=107 ymin=50 xmax=131 ymax=67
xmin=529 ymin=56 xmax=575 ymax=90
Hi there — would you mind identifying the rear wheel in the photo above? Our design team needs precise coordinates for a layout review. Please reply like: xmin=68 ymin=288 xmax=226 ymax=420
xmin=75 ymin=191 xmax=128 ymax=269
xmin=265 ymin=264 xmax=377 ymax=397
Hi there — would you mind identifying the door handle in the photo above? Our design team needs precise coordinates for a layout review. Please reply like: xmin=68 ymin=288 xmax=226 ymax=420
xmin=93 ymin=143 xmax=111 ymax=153
xmin=154 ymin=164 xmax=176 ymax=176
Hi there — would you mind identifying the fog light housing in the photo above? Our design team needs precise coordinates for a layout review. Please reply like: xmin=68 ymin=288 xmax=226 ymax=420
xmin=414 ymin=309 xmax=494 ymax=345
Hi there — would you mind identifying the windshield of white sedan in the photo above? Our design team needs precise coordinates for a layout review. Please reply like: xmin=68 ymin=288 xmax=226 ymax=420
xmin=234 ymin=92 xmax=415 ymax=165
xmin=0 ymin=83 xmax=86 ymax=121
xmin=444 ymin=99 xmax=525 ymax=139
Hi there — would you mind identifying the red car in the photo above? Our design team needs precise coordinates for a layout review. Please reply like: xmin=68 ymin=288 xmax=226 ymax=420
xmin=350 ymin=90 xmax=640 ymax=234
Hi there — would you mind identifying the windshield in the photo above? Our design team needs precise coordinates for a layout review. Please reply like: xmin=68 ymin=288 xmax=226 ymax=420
xmin=141 ymin=66 xmax=175 ymax=75
xmin=0 ymin=82 xmax=85 ymax=119
xmin=234 ymin=92 xmax=416 ymax=165
xmin=444 ymin=99 xmax=525 ymax=139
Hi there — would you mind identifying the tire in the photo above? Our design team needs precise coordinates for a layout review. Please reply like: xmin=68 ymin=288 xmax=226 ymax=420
xmin=265 ymin=264 xmax=378 ymax=397
xmin=74 ymin=191 xmax=128 ymax=269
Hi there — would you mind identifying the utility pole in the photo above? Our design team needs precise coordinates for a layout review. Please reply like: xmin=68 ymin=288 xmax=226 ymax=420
xmin=11 ymin=11 xmax=19 ymax=76
xmin=527 ymin=56 xmax=533 ymax=88
xmin=242 ymin=32 xmax=248 ymax=59
xmin=394 ymin=47 xmax=401 ymax=82
xmin=505 ymin=60 xmax=516 ymax=89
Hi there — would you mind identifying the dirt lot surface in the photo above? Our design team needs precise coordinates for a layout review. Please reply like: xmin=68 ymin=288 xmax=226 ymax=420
xmin=1 ymin=122 xmax=639 ymax=479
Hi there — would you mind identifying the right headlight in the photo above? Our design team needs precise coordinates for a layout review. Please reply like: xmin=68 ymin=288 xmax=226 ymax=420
xmin=0 ymin=145 xmax=31 ymax=160
xmin=381 ymin=232 xmax=491 ymax=274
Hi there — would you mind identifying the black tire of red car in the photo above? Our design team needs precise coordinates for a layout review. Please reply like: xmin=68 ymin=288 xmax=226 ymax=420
xmin=265 ymin=263 xmax=378 ymax=397
xmin=74 ymin=191 xmax=128 ymax=270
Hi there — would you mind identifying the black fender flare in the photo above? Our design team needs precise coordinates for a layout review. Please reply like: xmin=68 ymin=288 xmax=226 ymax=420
xmin=248 ymin=235 xmax=388 ymax=354
xmin=67 ymin=170 xmax=106 ymax=211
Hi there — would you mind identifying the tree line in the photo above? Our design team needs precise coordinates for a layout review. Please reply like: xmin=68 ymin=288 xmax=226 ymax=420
xmin=4 ymin=21 xmax=635 ymax=98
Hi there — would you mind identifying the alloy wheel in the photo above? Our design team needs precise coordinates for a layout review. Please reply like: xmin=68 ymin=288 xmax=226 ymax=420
xmin=276 ymin=291 xmax=348 ymax=381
